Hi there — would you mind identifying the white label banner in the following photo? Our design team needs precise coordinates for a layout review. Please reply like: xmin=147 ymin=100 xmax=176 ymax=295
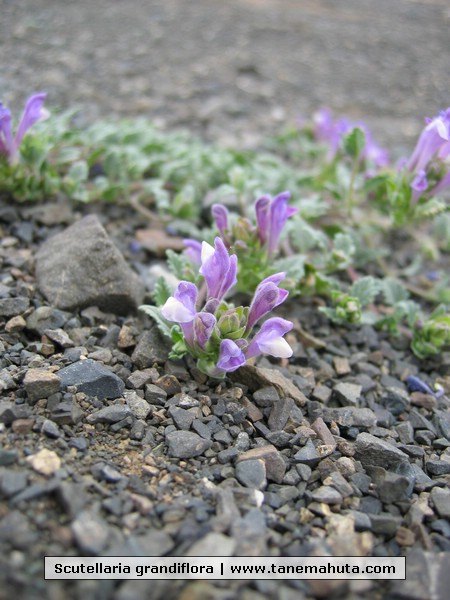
xmin=45 ymin=556 xmax=406 ymax=580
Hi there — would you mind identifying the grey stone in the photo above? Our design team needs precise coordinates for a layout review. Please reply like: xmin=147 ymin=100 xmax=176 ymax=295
xmin=0 ymin=400 xmax=32 ymax=424
xmin=346 ymin=510 xmax=371 ymax=531
xmin=232 ymin=508 xmax=267 ymax=555
xmin=43 ymin=328 xmax=75 ymax=348
xmin=56 ymin=482 xmax=89 ymax=518
xmin=131 ymin=327 xmax=171 ymax=368
xmin=58 ymin=359 xmax=125 ymax=399
xmin=71 ymin=510 xmax=110 ymax=554
xmin=186 ymin=532 xmax=235 ymax=557
xmin=87 ymin=404 xmax=132 ymax=424
xmin=168 ymin=406 xmax=195 ymax=430
xmin=324 ymin=407 xmax=377 ymax=429
xmin=42 ymin=419 xmax=61 ymax=438
xmin=268 ymin=397 xmax=294 ymax=431
xmin=410 ymin=463 xmax=437 ymax=492
xmin=310 ymin=485 xmax=343 ymax=504
xmin=426 ymin=459 xmax=450 ymax=476
xmin=36 ymin=214 xmax=145 ymax=314
xmin=0 ymin=449 xmax=18 ymax=466
xmin=124 ymin=390 xmax=151 ymax=420
xmin=367 ymin=467 xmax=413 ymax=503
xmin=381 ymin=386 xmax=410 ymax=416
xmin=332 ymin=382 xmax=362 ymax=406
xmin=369 ymin=513 xmax=402 ymax=536
xmin=144 ymin=383 xmax=167 ymax=405
xmin=355 ymin=432 xmax=409 ymax=469
xmin=323 ymin=471 xmax=354 ymax=497
xmin=192 ymin=419 xmax=211 ymax=440
xmin=0 ymin=510 xmax=37 ymax=550
xmin=126 ymin=368 xmax=157 ymax=389
xmin=396 ymin=421 xmax=415 ymax=444
xmin=431 ymin=487 xmax=450 ymax=519
xmin=0 ymin=296 xmax=29 ymax=317
xmin=293 ymin=439 xmax=321 ymax=467
xmin=132 ymin=530 xmax=174 ymax=556
xmin=26 ymin=306 xmax=70 ymax=336
xmin=166 ymin=430 xmax=212 ymax=458
xmin=237 ymin=444 xmax=286 ymax=483
xmin=0 ymin=470 xmax=28 ymax=498
xmin=235 ymin=459 xmax=267 ymax=490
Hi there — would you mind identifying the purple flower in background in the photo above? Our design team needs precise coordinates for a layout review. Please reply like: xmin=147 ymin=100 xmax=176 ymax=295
xmin=199 ymin=237 xmax=237 ymax=301
xmin=312 ymin=108 xmax=389 ymax=168
xmin=211 ymin=204 xmax=230 ymax=243
xmin=407 ymin=108 xmax=450 ymax=173
xmin=255 ymin=191 xmax=297 ymax=257
xmin=246 ymin=317 xmax=293 ymax=359
xmin=216 ymin=339 xmax=246 ymax=373
xmin=430 ymin=170 xmax=450 ymax=197
xmin=183 ymin=239 xmax=202 ymax=265
xmin=0 ymin=93 xmax=49 ymax=164
xmin=246 ymin=272 xmax=289 ymax=332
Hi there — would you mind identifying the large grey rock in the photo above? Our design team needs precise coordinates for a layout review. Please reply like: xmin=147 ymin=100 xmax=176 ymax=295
xmin=35 ymin=215 xmax=145 ymax=314
xmin=58 ymin=359 xmax=125 ymax=399
xmin=355 ymin=432 xmax=409 ymax=469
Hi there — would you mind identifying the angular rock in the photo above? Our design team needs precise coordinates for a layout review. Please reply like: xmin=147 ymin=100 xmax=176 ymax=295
xmin=332 ymin=382 xmax=362 ymax=406
xmin=431 ymin=487 xmax=450 ymax=519
xmin=0 ymin=401 xmax=32 ymax=425
xmin=310 ymin=485 xmax=343 ymax=504
xmin=0 ymin=296 xmax=29 ymax=317
xmin=0 ymin=470 xmax=28 ymax=498
xmin=268 ymin=397 xmax=294 ymax=431
xmin=87 ymin=404 xmax=132 ymax=424
xmin=26 ymin=306 xmax=69 ymax=336
xmin=26 ymin=448 xmax=61 ymax=476
xmin=35 ymin=214 xmax=145 ymax=314
xmin=235 ymin=459 xmax=267 ymax=490
xmin=237 ymin=444 xmax=286 ymax=483
xmin=131 ymin=327 xmax=171 ymax=368
xmin=230 ymin=366 xmax=307 ymax=406
xmin=166 ymin=431 xmax=212 ymax=458
xmin=355 ymin=432 xmax=409 ymax=469
xmin=23 ymin=368 xmax=61 ymax=403
xmin=124 ymin=390 xmax=151 ymax=420
xmin=186 ymin=532 xmax=236 ymax=557
xmin=58 ymin=359 xmax=125 ymax=399
xmin=293 ymin=439 xmax=321 ymax=467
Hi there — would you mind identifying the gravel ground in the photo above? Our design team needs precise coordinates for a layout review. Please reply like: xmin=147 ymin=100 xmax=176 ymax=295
xmin=1 ymin=1 xmax=450 ymax=600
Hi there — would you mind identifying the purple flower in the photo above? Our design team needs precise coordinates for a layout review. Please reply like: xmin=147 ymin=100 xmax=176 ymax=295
xmin=255 ymin=191 xmax=297 ymax=257
xmin=211 ymin=204 xmax=230 ymax=242
xmin=246 ymin=272 xmax=289 ymax=332
xmin=411 ymin=170 xmax=429 ymax=202
xmin=429 ymin=170 xmax=450 ymax=198
xmin=245 ymin=317 xmax=293 ymax=359
xmin=161 ymin=281 xmax=197 ymax=323
xmin=407 ymin=108 xmax=450 ymax=173
xmin=193 ymin=312 xmax=216 ymax=349
xmin=0 ymin=93 xmax=49 ymax=164
xmin=183 ymin=239 xmax=202 ymax=265
xmin=199 ymin=237 xmax=237 ymax=301
xmin=216 ymin=339 xmax=246 ymax=373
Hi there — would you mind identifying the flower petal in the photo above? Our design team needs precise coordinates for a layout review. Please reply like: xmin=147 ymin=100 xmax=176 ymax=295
xmin=15 ymin=92 xmax=49 ymax=146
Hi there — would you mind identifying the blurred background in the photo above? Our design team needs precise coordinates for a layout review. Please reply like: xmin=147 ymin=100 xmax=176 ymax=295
xmin=1 ymin=0 xmax=449 ymax=153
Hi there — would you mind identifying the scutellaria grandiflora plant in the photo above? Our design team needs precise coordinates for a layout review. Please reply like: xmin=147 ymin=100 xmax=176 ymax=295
xmin=1 ymin=93 xmax=449 ymax=363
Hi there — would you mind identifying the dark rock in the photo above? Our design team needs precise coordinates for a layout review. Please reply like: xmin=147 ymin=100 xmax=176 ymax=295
xmin=36 ymin=214 xmax=145 ymax=313
xmin=310 ymin=486 xmax=343 ymax=504
xmin=267 ymin=397 xmax=294 ymax=431
xmin=126 ymin=368 xmax=158 ymax=389
xmin=69 ymin=437 xmax=89 ymax=451
xmin=25 ymin=306 xmax=69 ymax=335
xmin=426 ymin=459 xmax=450 ymax=476
xmin=380 ymin=386 xmax=410 ymax=416
xmin=324 ymin=406 xmax=377 ymax=428
xmin=332 ymin=382 xmax=362 ymax=406
xmin=87 ymin=404 xmax=132 ymax=424
xmin=168 ymin=406 xmax=195 ymax=430
xmin=131 ymin=327 xmax=171 ymax=368
xmin=144 ymin=383 xmax=168 ymax=405
xmin=42 ymin=419 xmax=61 ymax=438
xmin=58 ymin=359 xmax=125 ymax=399
xmin=235 ymin=459 xmax=267 ymax=490
xmin=124 ymin=390 xmax=151 ymax=420
xmin=355 ymin=432 xmax=409 ymax=469
xmin=0 ymin=510 xmax=37 ymax=549
xmin=237 ymin=444 xmax=286 ymax=483
xmin=293 ymin=439 xmax=321 ymax=467
xmin=0 ymin=400 xmax=32 ymax=424
xmin=369 ymin=513 xmax=402 ymax=536
xmin=0 ymin=449 xmax=18 ymax=466
xmin=166 ymin=430 xmax=212 ymax=458
xmin=396 ymin=421 xmax=415 ymax=444
xmin=0 ymin=296 xmax=30 ymax=317
xmin=0 ymin=470 xmax=28 ymax=498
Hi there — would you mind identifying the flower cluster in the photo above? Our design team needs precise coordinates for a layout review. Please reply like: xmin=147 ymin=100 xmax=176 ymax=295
xmin=184 ymin=191 xmax=298 ymax=294
xmin=403 ymin=107 xmax=450 ymax=202
xmin=0 ymin=93 xmax=49 ymax=165
xmin=313 ymin=107 xmax=389 ymax=168
xmin=160 ymin=237 xmax=293 ymax=377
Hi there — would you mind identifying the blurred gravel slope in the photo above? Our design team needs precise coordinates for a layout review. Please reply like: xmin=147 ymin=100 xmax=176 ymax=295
xmin=1 ymin=0 xmax=449 ymax=150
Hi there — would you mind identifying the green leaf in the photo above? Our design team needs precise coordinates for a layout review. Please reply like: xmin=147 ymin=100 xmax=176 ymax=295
xmin=342 ymin=127 xmax=366 ymax=160
xmin=67 ymin=160 xmax=88 ymax=183
xmin=349 ymin=276 xmax=381 ymax=307
xmin=153 ymin=277 xmax=173 ymax=307
xmin=166 ymin=249 xmax=192 ymax=280
xmin=273 ymin=255 xmax=306 ymax=283
xmin=380 ymin=278 xmax=410 ymax=305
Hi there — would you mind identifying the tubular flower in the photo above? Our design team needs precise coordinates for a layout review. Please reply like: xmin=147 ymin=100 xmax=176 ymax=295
xmin=199 ymin=237 xmax=237 ymax=302
xmin=152 ymin=243 xmax=294 ymax=378
xmin=255 ymin=191 xmax=298 ymax=257
xmin=0 ymin=93 xmax=49 ymax=164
